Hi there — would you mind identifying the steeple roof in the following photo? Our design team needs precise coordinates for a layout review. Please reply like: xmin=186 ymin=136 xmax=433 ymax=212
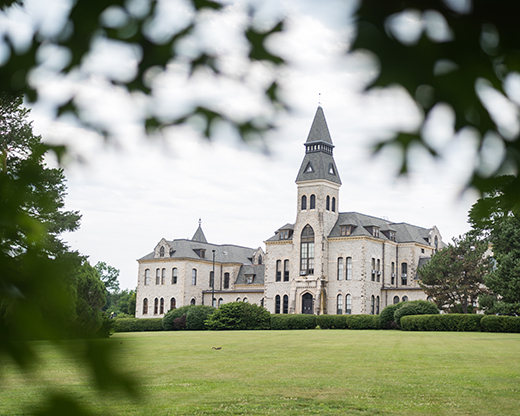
xmin=192 ymin=223 xmax=208 ymax=243
xmin=296 ymin=106 xmax=341 ymax=185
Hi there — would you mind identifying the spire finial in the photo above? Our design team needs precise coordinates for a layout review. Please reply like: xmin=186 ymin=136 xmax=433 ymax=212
xmin=318 ymin=93 xmax=321 ymax=106
xmin=198 ymin=218 xmax=201 ymax=226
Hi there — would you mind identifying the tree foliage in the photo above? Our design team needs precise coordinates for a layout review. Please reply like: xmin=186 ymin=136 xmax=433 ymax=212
xmin=94 ymin=261 xmax=120 ymax=293
xmin=418 ymin=234 xmax=492 ymax=313
xmin=205 ymin=302 xmax=270 ymax=330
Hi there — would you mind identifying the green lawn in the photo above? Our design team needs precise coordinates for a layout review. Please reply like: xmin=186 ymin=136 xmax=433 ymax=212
xmin=1 ymin=330 xmax=519 ymax=415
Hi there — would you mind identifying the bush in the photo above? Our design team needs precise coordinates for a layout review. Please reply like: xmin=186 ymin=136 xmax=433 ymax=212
xmin=271 ymin=314 xmax=317 ymax=330
xmin=205 ymin=302 xmax=271 ymax=330
xmin=113 ymin=318 xmax=164 ymax=332
xmin=379 ymin=303 xmax=406 ymax=329
xmin=316 ymin=314 xmax=347 ymax=329
xmin=173 ymin=314 xmax=187 ymax=330
xmin=394 ymin=301 xmax=439 ymax=326
xmin=345 ymin=315 xmax=380 ymax=330
xmin=186 ymin=305 xmax=215 ymax=330
xmin=163 ymin=305 xmax=192 ymax=330
xmin=401 ymin=314 xmax=483 ymax=332
xmin=481 ymin=315 xmax=520 ymax=333
xmin=95 ymin=313 xmax=114 ymax=338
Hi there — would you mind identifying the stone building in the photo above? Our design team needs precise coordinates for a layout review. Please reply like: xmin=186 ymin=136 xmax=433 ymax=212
xmin=135 ymin=106 xmax=443 ymax=318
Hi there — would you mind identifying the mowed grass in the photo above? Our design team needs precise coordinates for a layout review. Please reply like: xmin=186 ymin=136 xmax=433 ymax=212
xmin=1 ymin=330 xmax=520 ymax=415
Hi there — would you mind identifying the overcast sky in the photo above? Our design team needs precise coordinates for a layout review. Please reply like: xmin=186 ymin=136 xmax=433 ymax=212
xmin=22 ymin=0 xmax=484 ymax=290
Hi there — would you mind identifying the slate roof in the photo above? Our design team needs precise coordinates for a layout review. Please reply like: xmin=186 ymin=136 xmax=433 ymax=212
xmin=417 ymin=257 xmax=431 ymax=269
xmin=296 ymin=106 xmax=342 ymax=185
xmin=192 ymin=225 xmax=207 ymax=243
xmin=266 ymin=223 xmax=295 ymax=242
xmin=234 ymin=264 xmax=265 ymax=285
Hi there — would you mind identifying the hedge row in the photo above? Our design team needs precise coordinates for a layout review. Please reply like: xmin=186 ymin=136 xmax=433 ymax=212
xmin=316 ymin=314 xmax=347 ymax=329
xmin=400 ymin=314 xmax=483 ymax=332
xmin=481 ymin=315 xmax=520 ymax=333
xmin=113 ymin=318 xmax=164 ymax=332
xmin=271 ymin=314 xmax=317 ymax=330
xmin=345 ymin=314 xmax=380 ymax=330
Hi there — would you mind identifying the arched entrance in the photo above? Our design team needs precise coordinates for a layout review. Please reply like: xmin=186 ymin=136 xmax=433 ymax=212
xmin=302 ymin=293 xmax=313 ymax=314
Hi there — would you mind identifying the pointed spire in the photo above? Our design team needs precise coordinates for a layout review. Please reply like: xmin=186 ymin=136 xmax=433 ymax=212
xmin=192 ymin=220 xmax=208 ymax=243
xmin=306 ymin=106 xmax=333 ymax=144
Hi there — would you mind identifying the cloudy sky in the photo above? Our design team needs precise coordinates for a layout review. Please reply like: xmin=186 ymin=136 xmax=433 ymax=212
xmin=20 ymin=0 xmax=484 ymax=290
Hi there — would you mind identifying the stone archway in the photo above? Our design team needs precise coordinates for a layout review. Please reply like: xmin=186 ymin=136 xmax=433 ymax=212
xmin=302 ymin=293 xmax=313 ymax=314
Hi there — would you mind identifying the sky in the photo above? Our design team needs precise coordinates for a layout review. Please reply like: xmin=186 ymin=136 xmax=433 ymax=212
xmin=17 ymin=0 xmax=485 ymax=290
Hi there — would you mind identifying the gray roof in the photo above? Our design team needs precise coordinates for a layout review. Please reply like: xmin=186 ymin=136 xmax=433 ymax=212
xmin=235 ymin=264 xmax=265 ymax=285
xmin=417 ymin=257 xmax=431 ymax=269
xmin=191 ymin=225 xmax=207 ymax=243
xmin=266 ymin=223 xmax=295 ymax=242
xmin=296 ymin=107 xmax=341 ymax=185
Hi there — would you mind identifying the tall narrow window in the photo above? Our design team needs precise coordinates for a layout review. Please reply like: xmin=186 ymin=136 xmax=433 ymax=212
xmin=213 ymin=297 xmax=217 ymax=307
xmin=160 ymin=298 xmax=164 ymax=314
xmin=434 ymin=235 xmax=439 ymax=253
xmin=276 ymin=260 xmax=281 ymax=282
xmin=402 ymin=295 xmax=408 ymax=302
xmin=371 ymin=259 xmax=376 ymax=281
xmin=161 ymin=268 xmax=166 ymax=285
xmin=370 ymin=295 xmax=375 ymax=315
xmin=326 ymin=195 xmax=330 ymax=210
xmin=391 ymin=262 xmax=395 ymax=285
xmin=300 ymin=225 xmax=315 ymax=275
xmin=144 ymin=269 xmax=150 ymax=285
xmin=401 ymin=263 xmax=408 ymax=286
xmin=301 ymin=195 xmax=307 ymax=210
xmin=275 ymin=295 xmax=281 ymax=314
xmin=337 ymin=257 xmax=344 ymax=280
xmin=170 ymin=297 xmax=176 ymax=310
xmin=376 ymin=296 xmax=380 ymax=315
xmin=218 ymin=298 xmax=223 ymax=307
xmin=209 ymin=271 xmax=214 ymax=288
xmin=160 ymin=246 xmax=165 ymax=257
xmin=154 ymin=298 xmax=159 ymax=315
xmin=393 ymin=296 xmax=400 ymax=304
xmin=191 ymin=269 xmax=197 ymax=285
xmin=224 ymin=272 xmax=230 ymax=289
xmin=346 ymin=257 xmax=352 ymax=280
xmin=337 ymin=294 xmax=343 ymax=314
xmin=310 ymin=194 xmax=316 ymax=209
xmin=283 ymin=295 xmax=289 ymax=314
xmin=258 ymin=255 xmax=262 ymax=265
xmin=190 ymin=298 xmax=196 ymax=305
xmin=156 ymin=268 xmax=160 ymax=285
xmin=376 ymin=259 xmax=380 ymax=282
xmin=172 ymin=268 xmax=177 ymax=284
xmin=142 ymin=298 xmax=148 ymax=315
xmin=332 ymin=197 xmax=336 ymax=212
xmin=345 ymin=294 xmax=352 ymax=314
xmin=284 ymin=260 xmax=289 ymax=281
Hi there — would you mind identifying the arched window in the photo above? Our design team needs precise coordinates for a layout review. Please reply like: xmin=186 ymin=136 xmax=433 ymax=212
xmin=301 ymin=195 xmax=307 ymax=210
xmin=224 ymin=272 xmax=230 ymax=289
xmin=236 ymin=297 xmax=241 ymax=302
xmin=155 ymin=268 xmax=160 ymax=285
xmin=345 ymin=294 xmax=352 ymax=314
xmin=160 ymin=246 xmax=165 ymax=257
xmin=154 ymin=298 xmax=159 ymax=315
xmin=191 ymin=269 xmax=197 ymax=285
xmin=218 ymin=298 xmax=223 ymax=307
xmin=376 ymin=296 xmax=380 ymax=315
xmin=170 ymin=297 xmax=176 ymax=310
xmin=283 ymin=294 xmax=289 ymax=314
xmin=300 ymin=225 xmax=315 ymax=275
xmin=401 ymin=263 xmax=408 ymax=285
xmin=402 ymin=295 xmax=409 ymax=302
xmin=337 ymin=294 xmax=343 ymax=314
xmin=144 ymin=269 xmax=150 ymax=285
xmin=376 ymin=260 xmax=380 ymax=282
xmin=160 ymin=298 xmax=164 ymax=314
xmin=212 ymin=297 xmax=217 ymax=307
xmin=284 ymin=260 xmax=289 ymax=281
xmin=161 ymin=268 xmax=166 ymax=285
xmin=346 ymin=257 xmax=352 ymax=280
xmin=142 ymin=298 xmax=148 ymax=315
xmin=310 ymin=194 xmax=316 ymax=209
xmin=391 ymin=262 xmax=395 ymax=285
xmin=209 ymin=271 xmax=214 ymax=288
xmin=190 ymin=298 xmax=196 ymax=305
xmin=276 ymin=260 xmax=281 ymax=281
xmin=393 ymin=296 xmax=400 ymax=304
xmin=434 ymin=235 xmax=439 ymax=253
xmin=326 ymin=195 xmax=330 ymax=210
xmin=275 ymin=295 xmax=281 ymax=314
xmin=332 ymin=197 xmax=336 ymax=212
xmin=337 ymin=257 xmax=344 ymax=280
xmin=172 ymin=268 xmax=177 ymax=284
xmin=261 ymin=298 xmax=265 ymax=307
xmin=370 ymin=295 xmax=375 ymax=315
xmin=243 ymin=298 xmax=248 ymax=303
xmin=258 ymin=255 xmax=262 ymax=265
xmin=427 ymin=296 xmax=433 ymax=302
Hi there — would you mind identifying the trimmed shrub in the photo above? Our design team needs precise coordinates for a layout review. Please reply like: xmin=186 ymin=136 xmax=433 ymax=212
xmin=394 ymin=301 xmax=439 ymax=326
xmin=481 ymin=315 xmax=520 ymax=333
xmin=186 ymin=305 xmax=215 ymax=330
xmin=317 ymin=314 xmax=347 ymax=329
xmin=345 ymin=315 xmax=380 ymax=330
xmin=173 ymin=314 xmax=186 ymax=330
xmin=271 ymin=314 xmax=317 ymax=330
xmin=379 ymin=303 xmax=406 ymax=329
xmin=205 ymin=302 xmax=271 ymax=330
xmin=163 ymin=305 xmax=192 ymax=330
xmin=401 ymin=314 xmax=483 ymax=332
xmin=113 ymin=318 xmax=164 ymax=332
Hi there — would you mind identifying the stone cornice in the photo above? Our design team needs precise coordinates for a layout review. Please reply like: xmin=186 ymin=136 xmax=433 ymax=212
xmin=138 ymin=257 xmax=244 ymax=267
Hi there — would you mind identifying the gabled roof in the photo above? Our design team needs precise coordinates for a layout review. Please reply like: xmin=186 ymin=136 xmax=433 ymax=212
xmin=235 ymin=264 xmax=265 ymax=285
xmin=191 ymin=225 xmax=207 ymax=243
xmin=265 ymin=223 xmax=295 ymax=242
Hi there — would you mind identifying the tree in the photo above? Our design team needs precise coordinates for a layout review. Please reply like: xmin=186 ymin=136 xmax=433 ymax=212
xmin=418 ymin=233 xmax=492 ymax=313
xmin=94 ymin=261 xmax=120 ymax=293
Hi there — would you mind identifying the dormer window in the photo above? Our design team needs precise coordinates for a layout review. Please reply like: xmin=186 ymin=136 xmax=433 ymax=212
xmin=304 ymin=162 xmax=314 ymax=173
xmin=193 ymin=249 xmax=206 ymax=258
xmin=328 ymin=163 xmax=336 ymax=175
xmin=372 ymin=227 xmax=380 ymax=238
xmin=159 ymin=246 xmax=165 ymax=257
xmin=389 ymin=231 xmax=396 ymax=242
xmin=169 ymin=248 xmax=175 ymax=257
xmin=246 ymin=275 xmax=254 ymax=284
xmin=280 ymin=230 xmax=292 ymax=240
xmin=340 ymin=226 xmax=352 ymax=236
